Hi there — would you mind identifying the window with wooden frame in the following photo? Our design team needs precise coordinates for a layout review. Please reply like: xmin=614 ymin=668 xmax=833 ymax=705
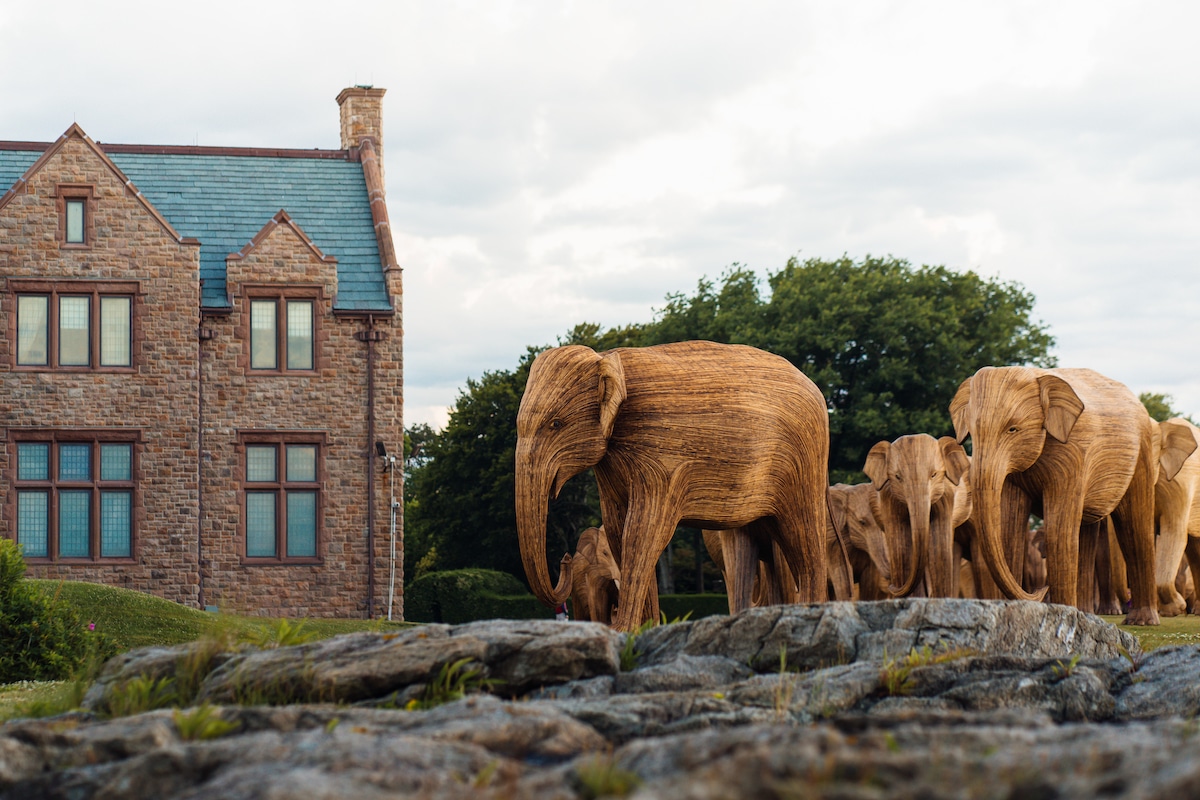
xmin=11 ymin=433 xmax=138 ymax=562
xmin=239 ymin=432 xmax=325 ymax=563
xmin=56 ymin=185 xmax=95 ymax=248
xmin=245 ymin=288 xmax=319 ymax=374
xmin=11 ymin=281 xmax=136 ymax=370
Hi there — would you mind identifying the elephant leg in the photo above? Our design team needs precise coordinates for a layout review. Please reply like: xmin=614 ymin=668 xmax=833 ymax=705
xmin=776 ymin=486 xmax=829 ymax=604
xmin=1000 ymin=483 xmax=1032 ymax=594
xmin=1111 ymin=453 xmax=1160 ymax=625
xmin=1184 ymin=536 xmax=1200 ymax=615
xmin=1094 ymin=522 xmax=1123 ymax=615
xmin=1077 ymin=520 xmax=1103 ymax=614
xmin=952 ymin=540 xmax=963 ymax=597
xmin=1154 ymin=507 xmax=1189 ymax=617
xmin=1042 ymin=487 xmax=1086 ymax=610
xmin=611 ymin=487 xmax=679 ymax=632
xmin=754 ymin=526 xmax=797 ymax=606
xmin=719 ymin=527 xmax=759 ymax=615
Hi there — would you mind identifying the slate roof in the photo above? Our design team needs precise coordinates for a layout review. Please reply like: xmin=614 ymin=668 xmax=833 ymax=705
xmin=0 ymin=145 xmax=391 ymax=312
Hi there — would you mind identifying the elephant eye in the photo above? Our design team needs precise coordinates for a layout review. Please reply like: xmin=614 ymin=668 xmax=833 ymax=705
xmin=1007 ymin=426 xmax=1019 ymax=434
xmin=548 ymin=419 xmax=564 ymax=431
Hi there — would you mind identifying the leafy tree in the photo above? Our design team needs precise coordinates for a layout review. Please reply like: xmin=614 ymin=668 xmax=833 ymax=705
xmin=646 ymin=257 xmax=1055 ymax=481
xmin=1139 ymin=392 xmax=1196 ymax=425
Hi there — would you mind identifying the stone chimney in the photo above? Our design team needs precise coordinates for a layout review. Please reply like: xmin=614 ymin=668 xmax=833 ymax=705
xmin=337 ymin=86 xmax=386 ymax=174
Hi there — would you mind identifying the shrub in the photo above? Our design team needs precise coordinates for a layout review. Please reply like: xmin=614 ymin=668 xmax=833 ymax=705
xmin=0 ymin=539 xmax=116 ymax=683
xmin=405 ymin=569 xmax=534 ymax=623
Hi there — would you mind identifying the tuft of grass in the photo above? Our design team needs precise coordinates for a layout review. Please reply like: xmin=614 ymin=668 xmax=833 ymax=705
xmin=101 ymin=675 xmax=179 ymax=718
xmin=618 ymin=617 xmax=662 ymax=672
xmin=774 ymin=645 xmax=798 ymax=720
xmin=574 ymin=753 xmax=642 ymax=799
xmin=879 ymin=644 xmax=976 ymax=697
xmin=173 ymin=703 xmax=239 ymax=741
xmin=405 ymin=657 xmax=499 ymax=711
xmin=1049 ymin=653 xmax=1082 ymax=682
xmin=240 ymin=618 xmax=317 ymax=650
xmin=9 ymin=680 xmax=89 ymax=720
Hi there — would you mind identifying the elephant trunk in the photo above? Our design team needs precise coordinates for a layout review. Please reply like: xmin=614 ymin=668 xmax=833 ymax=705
xmin=515 ymin=446 xmax=572 ymax=607
xmin=973 ymin=468 xmax=1045 ymax=602
xmin=888 ymin=491 xmax=928 ymax=597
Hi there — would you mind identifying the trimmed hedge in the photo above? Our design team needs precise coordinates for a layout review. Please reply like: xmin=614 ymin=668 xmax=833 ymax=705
xmin=404 ymin=569 xmax=731 ymax=624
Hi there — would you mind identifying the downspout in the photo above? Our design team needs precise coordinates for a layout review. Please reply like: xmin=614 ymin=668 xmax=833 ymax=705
xmin=360 ymin=315 xmax=379 ymax=618
xmin=197 ymin=320 xmax=216 ymax=609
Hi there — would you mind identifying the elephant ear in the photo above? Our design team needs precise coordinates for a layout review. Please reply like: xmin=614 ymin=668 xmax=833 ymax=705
xmin=939 ymin=436 xmax=970 ymax=485
xmin=949 ymin=379 xmax=972 ymax=444
xmin=863 ymin=441 xmax=891 ymax=489
xmin=826 ymin=487 xmax=848 ymax=542
xmin=1159 ymin=418 xmax=1199 ymax=482
xmin=1037 ymin=374 xmax=1085 ymax=443
xmin=597 ymin=350 xmax=627 ymax=440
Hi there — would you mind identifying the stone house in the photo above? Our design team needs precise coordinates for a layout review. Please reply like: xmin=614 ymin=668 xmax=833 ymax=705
xmin=0 ymin=87 xmax=403 ymax=619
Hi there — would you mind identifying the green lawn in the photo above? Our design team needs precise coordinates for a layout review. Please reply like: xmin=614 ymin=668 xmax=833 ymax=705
xmin=1103 ymin=613 xmax=1200 ymax=651
xmin=27 ymin=579 xmax=413 ymax=653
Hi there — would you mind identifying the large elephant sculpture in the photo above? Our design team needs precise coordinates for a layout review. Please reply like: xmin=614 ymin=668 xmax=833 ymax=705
xmin=863 ymin=434 xmax=970 ymax=597
xmin=950 ymin=366 xmax=1160 ymax=625
xmin=515 ymin=341 xmax=830 ymax=631
xmin=567 ymin=526 xmax=621 ymax=624
xmin=1151 ymin=418 xmax=1200 ymax=616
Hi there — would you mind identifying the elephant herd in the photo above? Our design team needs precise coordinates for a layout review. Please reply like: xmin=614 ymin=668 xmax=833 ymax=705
xmin=515 ymin=340 xmax=1200 ymax=631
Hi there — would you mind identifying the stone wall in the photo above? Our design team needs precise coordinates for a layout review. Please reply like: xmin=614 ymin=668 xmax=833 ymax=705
xmin=0 ymin=131 xmax=202 ymax=606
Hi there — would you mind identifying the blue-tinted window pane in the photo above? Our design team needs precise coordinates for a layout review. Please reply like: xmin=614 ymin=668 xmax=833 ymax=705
xmin=286 ymin=492 xmax=317 ymax=558
xmin=59 ymin=444 xmax=91 ymax=481
xmin=59 ymin=491 xmax=91 ymax=557
xmin=100 ymin=444 xmax=132 ymax=481
xmin=246 ymin=492 xmax=276 ymax=557
xmin=246 ymin=446 xmax=276 ymax=482
xmin=17 ymin=492 xmax=49 ymax=557
xmin=286 ymin=445 xmax=317 ymax=482
xmin=18 ymin=443 xmax=50 ymax=481
xmin=101 ymin=492 xmax=132 ymax=558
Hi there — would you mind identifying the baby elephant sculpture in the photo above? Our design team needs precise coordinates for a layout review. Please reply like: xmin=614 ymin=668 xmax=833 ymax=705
xmin=566 ymin=526 xmax=621 ymax=624
xmin=826 ymin=483 xmax=892 ymax=600
xmin=1152 ymin=418 xmax=1200 ymax=616
xmin=863 ymin=434 xmax=970 ymax=598
xmin=516 ymin=341 xmax=830 ymax=631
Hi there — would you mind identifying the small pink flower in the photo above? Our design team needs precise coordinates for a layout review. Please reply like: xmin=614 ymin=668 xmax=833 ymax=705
xmin=88 ymin=622 xmax=95 ymax=631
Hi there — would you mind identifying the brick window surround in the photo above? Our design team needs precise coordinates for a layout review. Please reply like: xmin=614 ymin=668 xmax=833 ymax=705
xmin=237 ymin=431 xmax=327 ymax=564
xmin=7 ymin=280 xmax=139 ymax=372
xmin=240 ymin=285 xmax=324 ymax=375
xmin=56 ymin=184 xmax=96 ymax=249
xmin=8 ymin=430 xmax=141 ymax=563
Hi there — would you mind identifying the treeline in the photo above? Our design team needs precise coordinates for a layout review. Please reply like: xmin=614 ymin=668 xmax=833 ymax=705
xmin=404 ymin=254 xmax=1060 ymax=590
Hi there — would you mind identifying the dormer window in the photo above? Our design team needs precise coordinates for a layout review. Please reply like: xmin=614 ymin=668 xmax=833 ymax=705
xmin=243 ymin=287 xmax=320 ymax=374
xmin=65 ymin=199 xmax=85 ymax=243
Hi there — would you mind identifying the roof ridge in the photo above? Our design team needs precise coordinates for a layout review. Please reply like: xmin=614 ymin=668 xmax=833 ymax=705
xmin=1 ymin=141 xmax=353 ymax=160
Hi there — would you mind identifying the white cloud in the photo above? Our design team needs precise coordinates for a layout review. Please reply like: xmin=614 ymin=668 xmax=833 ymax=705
xmin=5 ymin=1 xmax=1200 ymax=425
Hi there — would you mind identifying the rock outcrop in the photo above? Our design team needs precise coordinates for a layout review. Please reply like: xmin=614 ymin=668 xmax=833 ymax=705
xmin=3 ymin=599 xmax=1197 ymax=799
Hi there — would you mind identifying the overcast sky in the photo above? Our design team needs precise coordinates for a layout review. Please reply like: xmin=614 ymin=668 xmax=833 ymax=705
xmin=3 ymin=1 xmax=1198 ymax=429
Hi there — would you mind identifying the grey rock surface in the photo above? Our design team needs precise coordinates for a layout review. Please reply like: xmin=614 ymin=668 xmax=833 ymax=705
xmin=4 ymin=599 xmax=1193 ymax=800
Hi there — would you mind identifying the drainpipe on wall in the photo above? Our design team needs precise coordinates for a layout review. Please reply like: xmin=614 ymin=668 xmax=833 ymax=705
xmin=357 ymin=316 xmax=385 ymax=618
xmin=197 ymin=321 xmax=216 ymax=609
